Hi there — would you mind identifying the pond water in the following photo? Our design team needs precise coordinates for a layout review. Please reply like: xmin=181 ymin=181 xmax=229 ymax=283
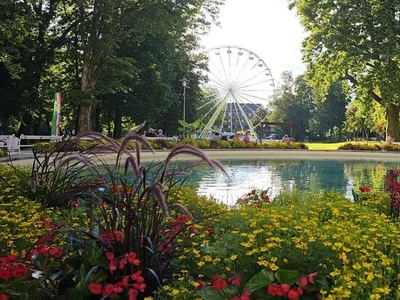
xmin=179 ymin=159 xmax=400 ymax=206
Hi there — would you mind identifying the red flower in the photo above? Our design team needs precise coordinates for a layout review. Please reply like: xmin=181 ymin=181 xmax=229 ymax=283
xmin=176 ymin=215 xmax=189 ymax=224
xmin=41 ymin=218 xmax=55 ymax=229
xmin=212 ymin=276 xmax=227 ymax=292
xmin=205 ymin=227 xmax=214 ymax=235
xmin=37 ymin=232 xmax=56 ymax=244
xmin=131 ymin=270 xmax=143 ymax=282
xmin=94 ymin=177 xmax=107 ymax=184
xmin=126 ymin=252 xmax=140 ymax=266
xmin=281 ymin=284 xmax=290 ymax=293
xmin=68 ymin=200 xmax=80 ymax=207
xmin=190 ymin=225 xmax=198 ymax=234
xmin=48 ymin=247 xmax=63 ymax=258
xmin=99 ymin=230 xmax=123 ymax=245
xmin=133 ymin=282 xmax=146 ymax=292
xmin=108 ymin=259 xmax=117 ymax=272
xmin=128 ymin=288 xmax=138 ymax=300
xmin=105 ymin=252 xmax=115 ymax=261
xmin=300 ymin=276 xmax=308 ymax=286
xmin=196 ymin=279 xmax=207 ymax=290
xmin=88 ymin=282 xmax=102 ymax=295
xmin=11 ymin=263 xmax=28 ymax=278
xmin=7 ymin=254 xmax=18 ymax=262
xmin=359 ymin=186 xmax=371 ymax=193
xmin=102 ymin=284 xmax=115 ymax=297
xmin=119 ymin=258 xmax=127 ymax=270
xmin=268 ymin=283 xmax=286 ymax=296
xmin=231 ymin=289 xmax=251 ymax=300
xmin=307 ymin=272 xmax=318 ymax=284
xmin=0 ymin=294 xmax=8 ymax=300
xmin=288 ymin=287 xmax=302 ymax=300
xmin=228 ymin=275 xmax=242 ymax=287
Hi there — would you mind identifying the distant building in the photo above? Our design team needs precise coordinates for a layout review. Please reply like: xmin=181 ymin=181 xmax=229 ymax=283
xmin=222 ymin=102 xmax=262 ymax=133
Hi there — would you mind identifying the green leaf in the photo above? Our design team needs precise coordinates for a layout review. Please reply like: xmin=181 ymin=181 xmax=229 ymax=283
xmin=198 ymin=287 xmax=225 ymax=300
xmin=351 ymin=189 xmax=359 ymax=202
xmin=275 ymin=269 xmax=301 ymax=285
xmin=243 ymin=268 xmax=275 ymax=292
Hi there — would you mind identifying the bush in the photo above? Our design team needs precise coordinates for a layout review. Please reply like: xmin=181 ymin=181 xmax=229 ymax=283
xmin=338 ymin=142 xmax=399 ymax=151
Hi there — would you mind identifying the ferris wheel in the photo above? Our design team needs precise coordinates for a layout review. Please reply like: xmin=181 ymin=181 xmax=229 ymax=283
xmin=198 ymin=45 xmax=276 ymax=139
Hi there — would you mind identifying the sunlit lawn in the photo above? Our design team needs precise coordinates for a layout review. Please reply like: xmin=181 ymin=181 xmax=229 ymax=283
xmin=305 ymin=142 xmax=348 ymax=150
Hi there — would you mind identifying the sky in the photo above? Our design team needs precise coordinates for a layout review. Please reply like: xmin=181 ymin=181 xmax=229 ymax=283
xmin=201 ymin=0 xmax=307 ymax=83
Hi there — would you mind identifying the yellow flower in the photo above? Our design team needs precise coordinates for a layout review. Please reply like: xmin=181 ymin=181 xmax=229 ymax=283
xmin=329 ymin=268 xmax=341 ymax=277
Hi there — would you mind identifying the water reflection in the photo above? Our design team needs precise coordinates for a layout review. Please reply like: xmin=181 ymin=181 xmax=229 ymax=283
xmin=182 ymin=159 xmax=400 ymax=206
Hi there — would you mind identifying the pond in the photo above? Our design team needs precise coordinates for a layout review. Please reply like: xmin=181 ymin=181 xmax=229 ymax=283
xmin=179 ymin=159 xmax=400 ymax=205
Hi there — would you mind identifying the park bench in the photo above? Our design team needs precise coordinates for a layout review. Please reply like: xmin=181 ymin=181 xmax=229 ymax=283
xmin=0 ymin=134 xmax=22 ymax=155
xmin=0 ymin=134 xmax=63 ymax=155
xmin=19 ymin=135 xmax=63 ymax=148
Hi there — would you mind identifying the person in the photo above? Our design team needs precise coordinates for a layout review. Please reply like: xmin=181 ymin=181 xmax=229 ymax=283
xmin=157 ymin=129 xmax=165 ymax=137
xmin=243 ymin=132 xmax=250 ymax=143
xmin=206 ymin=131 xmax=214 ymax=140
xmin=282 ymin=134 xmax=290 ymax=142
xmin=145 ymin=128 xmax=156 ymax=137
xmin=233 ymin=132 xmax=240 ymax=141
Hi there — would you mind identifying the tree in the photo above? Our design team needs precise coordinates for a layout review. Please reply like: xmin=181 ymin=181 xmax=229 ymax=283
xmin=345 ymin=99 xmax=386 ymax=140
xmin=69 ymin=0 xmax=225 ymax=134
xmin=270 ymin=72 xmax=314 ymax=141
xmin=290 ymin=0 xmax=400 ymax=140
xmin=311 ymin=82 xmax=349 ymax=141
xmin=0 ymin=0 xmax=226 ymax=135
xmin=0 ymin=0 xmax=75 ymax=135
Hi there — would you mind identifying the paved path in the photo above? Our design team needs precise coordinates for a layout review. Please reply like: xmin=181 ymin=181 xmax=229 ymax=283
xmin=2 ymin=149 xmax=400 ymax=168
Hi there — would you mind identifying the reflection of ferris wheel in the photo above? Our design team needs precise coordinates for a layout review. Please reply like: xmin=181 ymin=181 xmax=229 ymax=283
xmin=198 ymin=45 xmax=276 ymax=139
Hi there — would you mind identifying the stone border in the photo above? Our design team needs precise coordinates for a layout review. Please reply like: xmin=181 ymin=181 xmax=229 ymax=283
xmin=2 ymin=149 xmax=400 ymax=168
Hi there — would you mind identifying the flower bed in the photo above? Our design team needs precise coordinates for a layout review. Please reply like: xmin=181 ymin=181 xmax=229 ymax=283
xmin=1 ymin=127 xmax=399 ymax=299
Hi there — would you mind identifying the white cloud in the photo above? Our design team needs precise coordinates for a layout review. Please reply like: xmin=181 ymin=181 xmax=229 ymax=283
xmin=201 ymin=0 xmax=306 ymax=81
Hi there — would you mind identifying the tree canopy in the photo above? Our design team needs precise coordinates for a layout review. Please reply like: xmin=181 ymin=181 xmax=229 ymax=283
xmin=289 ymin=0 xmax=400 ymax=140
xmin=0 ymin=0 xmax=226 ymax=136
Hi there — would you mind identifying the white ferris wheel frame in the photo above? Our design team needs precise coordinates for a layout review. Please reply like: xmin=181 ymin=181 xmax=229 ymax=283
xmin=198 ymin=45 xmax=276 ymax=139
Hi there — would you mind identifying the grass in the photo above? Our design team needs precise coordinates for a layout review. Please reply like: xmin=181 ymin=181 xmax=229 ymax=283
xmin=305 ymin=142 xmax=348 ymax=151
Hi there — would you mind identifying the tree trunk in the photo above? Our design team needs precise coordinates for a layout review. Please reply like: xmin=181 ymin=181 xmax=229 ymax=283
xmin=77 ymin=59 xmax=96 ymax=134
xmin=18 ymin=112 xmax=33 ymax=136
xmin=78 ymin=105 xmax=91 ymax=134
xmin=386 ymin=104 xmax=400 ymax=141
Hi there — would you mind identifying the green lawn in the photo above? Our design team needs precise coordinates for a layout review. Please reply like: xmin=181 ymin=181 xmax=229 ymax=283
xmin=305 ymin=142 xmax=348 ymax=151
